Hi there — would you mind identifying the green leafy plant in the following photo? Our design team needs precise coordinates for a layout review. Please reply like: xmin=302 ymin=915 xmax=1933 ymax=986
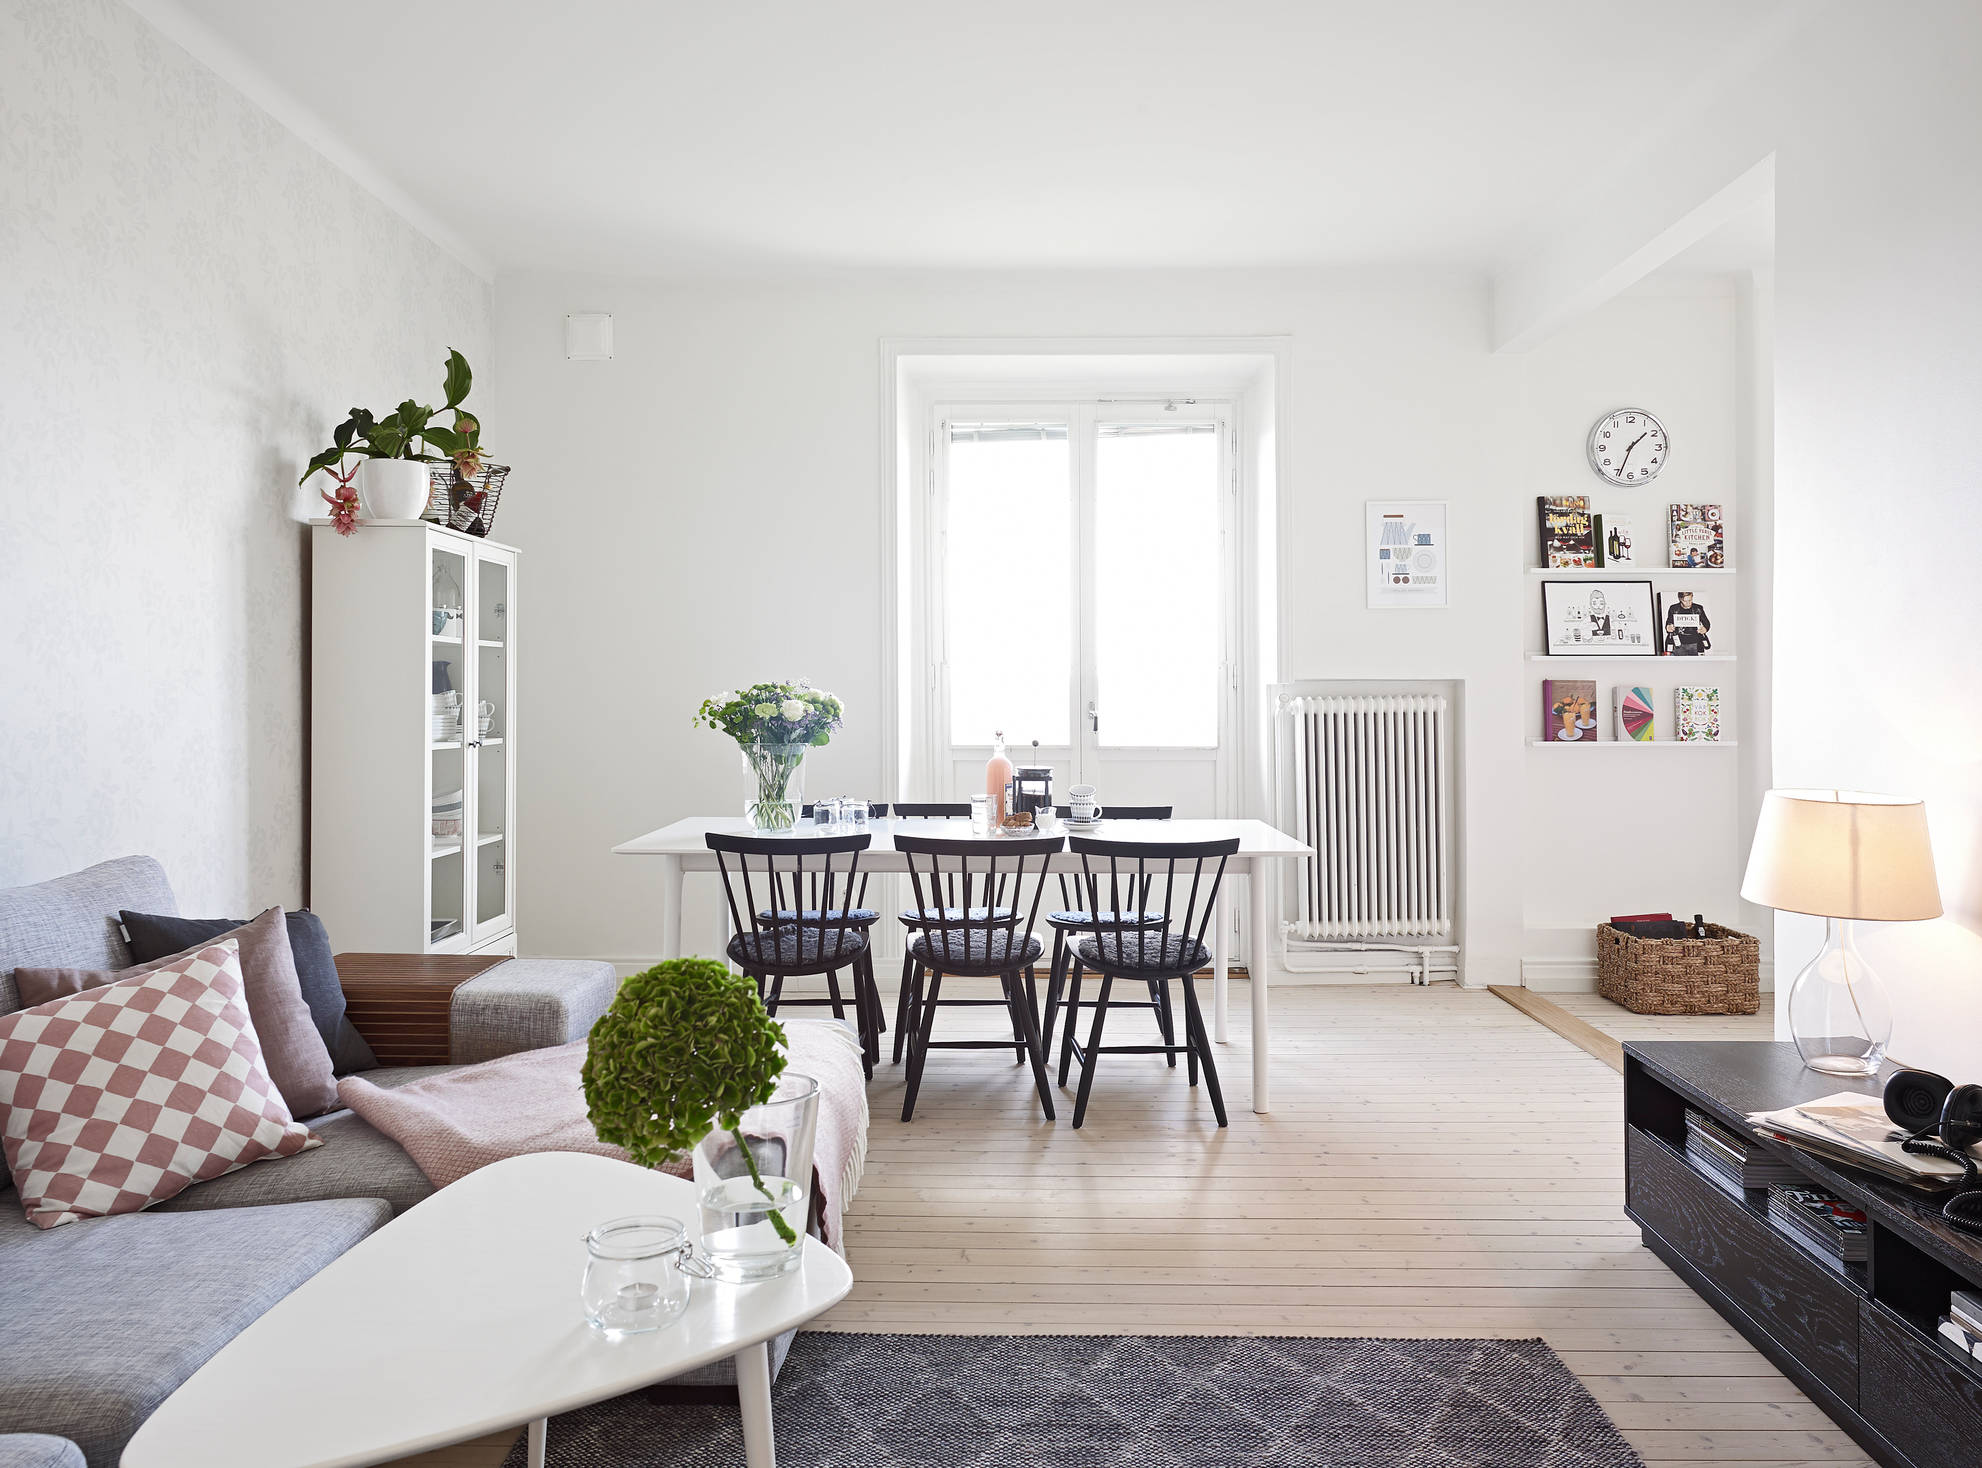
xmin=582 ymin=958 xmax=797 ymax=1243
xmin=299 ymin=348 xmax=490 ymax=487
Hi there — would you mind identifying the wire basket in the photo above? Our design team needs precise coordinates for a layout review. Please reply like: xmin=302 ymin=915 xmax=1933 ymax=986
xmin=1596 ymin=922 xmax=1759 ymax=1015
xmin=423 ymin=463 xmax=509 ymax=538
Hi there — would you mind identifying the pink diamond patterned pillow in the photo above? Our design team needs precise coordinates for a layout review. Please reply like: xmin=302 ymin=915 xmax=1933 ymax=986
xmin=0 ymin=937 xmax=319 ymax=1229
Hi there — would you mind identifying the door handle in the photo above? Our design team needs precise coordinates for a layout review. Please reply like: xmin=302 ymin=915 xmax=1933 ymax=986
xmin=1087 ymin=701 xmax=1098 ymax=733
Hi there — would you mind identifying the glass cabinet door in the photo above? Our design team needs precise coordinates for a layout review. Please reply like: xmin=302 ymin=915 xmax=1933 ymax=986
xmin=469 ymin=547 xmax=514 ymax=944
xmin=429 ymin=541 xmax=470 ymax=950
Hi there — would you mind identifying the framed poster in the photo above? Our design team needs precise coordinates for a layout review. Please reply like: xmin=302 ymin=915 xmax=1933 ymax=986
xmin=1366 ymin=501 xmax=1447 ymax=608
xmin=1541 ymin=578 xmax=1657 ymax=656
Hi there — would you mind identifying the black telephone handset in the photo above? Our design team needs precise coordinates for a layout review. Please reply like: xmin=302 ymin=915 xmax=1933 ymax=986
xmin=1882 ymin=1069 xmax=1982 ymax=1236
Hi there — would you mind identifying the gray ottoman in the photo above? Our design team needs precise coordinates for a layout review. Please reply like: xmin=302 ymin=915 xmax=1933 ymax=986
xmin=448 ymin=959 xmax=620 ymax=1063
xmin=0 ymin=1439 xmax=84 ymax=1468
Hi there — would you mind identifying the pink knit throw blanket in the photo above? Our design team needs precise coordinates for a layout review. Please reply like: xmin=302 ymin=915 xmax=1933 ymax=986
xmin=336 ymin=1018 xmax=867 ymax=1250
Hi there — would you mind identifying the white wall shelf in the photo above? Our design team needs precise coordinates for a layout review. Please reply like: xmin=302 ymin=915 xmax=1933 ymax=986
xmin=1527 ymin=653 xmax=1735 ymax=663
xmin=1527 ymin=738 xmax=1738 ymax=749
xmin=1527 ymin=566 xmax=1735 ymax=577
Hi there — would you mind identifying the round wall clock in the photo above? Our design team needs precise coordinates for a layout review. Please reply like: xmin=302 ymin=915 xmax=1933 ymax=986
xmin=1587 ymin=408 xmax=1668 ymax=485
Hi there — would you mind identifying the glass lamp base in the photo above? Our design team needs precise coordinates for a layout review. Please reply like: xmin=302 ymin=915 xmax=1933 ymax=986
xmin=1786 ymin=918 xmax=1893 ymax=1078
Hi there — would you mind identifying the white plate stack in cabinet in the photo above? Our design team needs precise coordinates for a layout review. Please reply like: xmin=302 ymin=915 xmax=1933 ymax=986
xmin=311 ymin=521 xmax=519 ymax=955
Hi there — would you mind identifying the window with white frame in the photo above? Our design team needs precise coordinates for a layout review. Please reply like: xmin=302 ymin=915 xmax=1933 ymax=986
xmin=920 ymin=399 xmax=1237 ymax=816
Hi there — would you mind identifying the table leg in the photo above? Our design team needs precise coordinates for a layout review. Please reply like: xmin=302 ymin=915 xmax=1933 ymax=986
xmin=1213 ymin=884 xmax=1229 ymax=1044
xmin=526 ymin=1417 xmax=546 ymax=1468
xmin=659 ymin=855 xmax=684 ymax=961
xmin=735 ymin=1339 xmax=776 ymax=1468
xmin=1248 ymin=860 xmax=1271 ymax=1114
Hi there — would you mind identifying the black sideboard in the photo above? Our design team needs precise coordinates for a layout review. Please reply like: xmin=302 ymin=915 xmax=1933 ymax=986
xmin=1624 ymin=1041 xmax=1982 ymax=1468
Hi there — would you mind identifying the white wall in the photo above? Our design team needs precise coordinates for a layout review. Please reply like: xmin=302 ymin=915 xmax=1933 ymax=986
xmin=1494 ymin=0 xmax=1982 ymax=1071
xmin=1516 ymin=282 xmax=1770 ymax=986
xmin=1767 ymin=7 xmax=1982 ymax=1073
xmin=493 ymin=269 xmax=1536 ymax=977
xmin=0 ymin=0 xmax=491 ymax=912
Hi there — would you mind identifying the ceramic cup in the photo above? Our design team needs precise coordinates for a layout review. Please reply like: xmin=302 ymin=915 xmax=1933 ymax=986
xmin=1069 ymin=785 xmax=1102 ymax=822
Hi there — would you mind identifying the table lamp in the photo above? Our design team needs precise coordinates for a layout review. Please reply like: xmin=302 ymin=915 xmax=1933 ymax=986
xmin=1740 ymin=789 xmax=1942 ymax=1076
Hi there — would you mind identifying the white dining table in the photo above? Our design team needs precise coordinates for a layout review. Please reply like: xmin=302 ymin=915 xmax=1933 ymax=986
xmin=612 ymin=815 xmax=1311 ymax=1113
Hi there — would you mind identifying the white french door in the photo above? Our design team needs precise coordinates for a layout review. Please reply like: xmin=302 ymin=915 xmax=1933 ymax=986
xmin=927 ymin=401 xmax=1236 ymax=817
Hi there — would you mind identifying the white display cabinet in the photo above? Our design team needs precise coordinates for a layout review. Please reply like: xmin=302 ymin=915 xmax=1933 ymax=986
xmin=311 ymin=521 xmax=519 ymax=954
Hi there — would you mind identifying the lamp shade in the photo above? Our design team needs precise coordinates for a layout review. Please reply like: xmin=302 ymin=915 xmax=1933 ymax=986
xmin=1740 ymin=788 xmax=1942 ymax=921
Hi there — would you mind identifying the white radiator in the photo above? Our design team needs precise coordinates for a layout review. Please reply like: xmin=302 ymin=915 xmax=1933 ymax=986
xmin=1278 ymin=693 xmax=1453 ymax=941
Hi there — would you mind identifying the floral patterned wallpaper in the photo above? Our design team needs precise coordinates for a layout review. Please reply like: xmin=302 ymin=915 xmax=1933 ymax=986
xmin=0 ymin=0 xmax=492 ymax=911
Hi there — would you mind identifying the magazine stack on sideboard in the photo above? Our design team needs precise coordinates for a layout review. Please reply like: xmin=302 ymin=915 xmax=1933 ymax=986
xmin=1625 ymin=1041 xmax=1982 ymax=1468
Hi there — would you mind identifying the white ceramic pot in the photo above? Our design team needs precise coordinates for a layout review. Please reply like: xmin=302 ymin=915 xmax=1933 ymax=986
xmin=359 ymin=459 xmax=432 ymax=520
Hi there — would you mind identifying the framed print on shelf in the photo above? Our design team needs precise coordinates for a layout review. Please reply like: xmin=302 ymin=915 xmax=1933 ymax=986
xmin=1541 ymin=578 xmax=1657 ymax=656
xmin=1367 ymin=500 xmax=1448 ymax=608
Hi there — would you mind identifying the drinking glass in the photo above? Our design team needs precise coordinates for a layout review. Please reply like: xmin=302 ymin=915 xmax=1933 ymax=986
xmin=811 ymin=798 xmax=842 ymax=830
xmin=691 ymin=1073 xmax=818 ymax=1282
xmin=843 ymin=800 xmax=869 ymax=831
xmin=579 ymin=1215 xmax=698 ymax=1339
xmin=969 ymin=793 xmax=993 ymax=835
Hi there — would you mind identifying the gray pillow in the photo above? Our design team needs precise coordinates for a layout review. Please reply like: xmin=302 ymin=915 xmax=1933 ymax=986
xmin=121 ymin=908 xmax=377 ymax=1073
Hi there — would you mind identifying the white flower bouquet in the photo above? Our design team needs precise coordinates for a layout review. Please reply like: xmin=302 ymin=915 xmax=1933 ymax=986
xmin=695 ymin=681 xmax=844 ymax=830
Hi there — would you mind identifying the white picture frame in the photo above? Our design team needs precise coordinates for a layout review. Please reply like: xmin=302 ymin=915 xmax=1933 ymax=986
xmin=1366 ymin=500 xmax=1448 ymax=608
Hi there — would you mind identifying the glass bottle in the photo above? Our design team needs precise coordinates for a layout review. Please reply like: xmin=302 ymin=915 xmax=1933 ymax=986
xmin=985 ymin=731 xmax=1013 ymax=824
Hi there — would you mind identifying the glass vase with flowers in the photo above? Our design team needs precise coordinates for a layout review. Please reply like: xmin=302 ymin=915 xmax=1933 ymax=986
xmin=694 ymin=681 xmax=845 ymax=831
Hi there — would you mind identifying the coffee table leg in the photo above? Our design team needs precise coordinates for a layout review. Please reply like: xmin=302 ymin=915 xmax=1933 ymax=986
xmin=527 ymin=1416 xmax=547 ymax=1468
xmin=735 ymin=1339 xmax=775 ymax=1468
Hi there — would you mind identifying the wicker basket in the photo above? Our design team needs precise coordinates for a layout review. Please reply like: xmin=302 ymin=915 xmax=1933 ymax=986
xmin=422 ymin=463 xmax=508 ymax=537
xmin=1596 ymin=922 xmax=1760 ymax=1015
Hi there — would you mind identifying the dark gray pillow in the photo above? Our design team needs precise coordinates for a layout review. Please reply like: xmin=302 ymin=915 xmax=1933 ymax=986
xmin=120 ymin=908 xmax=377 ymax=1073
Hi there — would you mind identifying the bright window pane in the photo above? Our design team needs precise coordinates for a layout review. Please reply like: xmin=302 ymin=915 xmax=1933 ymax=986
xmin=1095 ymin=424 xmax=1221 ymax=746
xmin=946 ymin=424 xmax=1071 ymax=746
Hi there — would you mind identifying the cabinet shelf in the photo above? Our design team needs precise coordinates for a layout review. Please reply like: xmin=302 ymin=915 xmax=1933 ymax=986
xmin=431 ymin=634 xmax=463 ymax=645
xmin=477 ymin=639 xmax=504 ymax=649
xmin=478 ymin=832 xmax=505 ymax=847
xmin=430 ymin=842 xmax=462 ymax=859
xmin=431 ymin=741 xmax=462 ymax=751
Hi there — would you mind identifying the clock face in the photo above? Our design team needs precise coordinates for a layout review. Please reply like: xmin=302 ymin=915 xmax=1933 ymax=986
xmin=1588 ymin=409 xmax=1668 ymax=485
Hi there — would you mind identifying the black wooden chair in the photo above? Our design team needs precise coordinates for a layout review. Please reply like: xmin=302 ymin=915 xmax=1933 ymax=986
xmin=753 ymin=803 xmax=889 ymax=1065
xmin=1038 ymin=805 xmax=1173 ymax=1063
xmin=1058 ymin=834 xmax=1239 ymax=1129
xmin=895 ymin=831 xmax=1063 ymax=1122
xmin=886 ymin=803 xmax=1014 ymax=1063
xmin=706 ymin=831 xmax=880 ymax=1077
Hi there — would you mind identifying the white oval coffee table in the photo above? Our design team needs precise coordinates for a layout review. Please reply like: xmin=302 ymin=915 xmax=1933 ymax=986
xmin=121 ymin=1151 xmax=853 ymax=1468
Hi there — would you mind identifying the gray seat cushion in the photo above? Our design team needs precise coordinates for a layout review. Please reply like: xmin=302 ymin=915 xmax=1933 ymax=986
xmin=0 ymin=1437 xmax=84 ymax=1468
xmin=0 ymin=1197 xmax=390 ymax=1467
xmin=0 ymin=857 xmax=177 ymax=1017
xmin=150 ymin=1107 xmax=435 ymax=1216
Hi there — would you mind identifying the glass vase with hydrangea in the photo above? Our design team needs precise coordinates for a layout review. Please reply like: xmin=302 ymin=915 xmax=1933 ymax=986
xmin=694 ymin=681 xmax=845 ymax=831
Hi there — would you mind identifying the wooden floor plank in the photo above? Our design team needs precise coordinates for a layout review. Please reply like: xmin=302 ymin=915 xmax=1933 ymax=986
xmin=391 ymin=981 xmax=1868 ymax=1468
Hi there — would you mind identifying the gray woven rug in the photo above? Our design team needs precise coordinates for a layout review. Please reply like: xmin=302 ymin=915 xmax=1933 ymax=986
xmin=501 ymin=1333 xmax=1644 ymax=1467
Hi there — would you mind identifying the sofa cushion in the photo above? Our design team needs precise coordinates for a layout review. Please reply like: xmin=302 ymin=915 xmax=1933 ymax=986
xmin=120 ymin=909 xmax=376 ymax=1074
xmin=0 ymin=1437 xmax=84 ymax=1468
xmin=0 ymin=858 xmax=178 ymax=1019
xmin=0 ymin=1195 xmax=391 ymax=1468
xmin=150 ymin=1105 xmax=435 ymax=1216
xmin=15 ymin=909 xmax=339 ymax=1120
xmin=0 ymin=941 xmax=319 ymax=1229
xmin=449 ymin=959 xmax=621 ymax=1064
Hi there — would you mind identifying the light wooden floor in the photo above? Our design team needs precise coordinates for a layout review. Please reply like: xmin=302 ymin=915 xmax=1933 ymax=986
xmin=1550 ymin=989 xmax=1777 ymax=1045
xmin=398 ymin=981 xmax=1864 ymax=1468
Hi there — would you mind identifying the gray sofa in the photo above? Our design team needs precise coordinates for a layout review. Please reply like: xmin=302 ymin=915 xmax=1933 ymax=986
xmin=0 ymin=857 xmax=621 ymax=1468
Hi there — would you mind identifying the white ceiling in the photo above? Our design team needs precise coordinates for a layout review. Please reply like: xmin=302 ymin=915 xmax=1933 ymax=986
xmin=156 ymin=0 xmax=1800 ymax=279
